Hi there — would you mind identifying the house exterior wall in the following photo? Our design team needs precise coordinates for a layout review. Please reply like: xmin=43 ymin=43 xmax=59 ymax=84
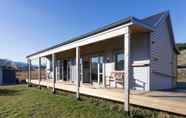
xmin=131 ymin=33 xmax=150 ymax=63
xmin=44 ymin=33 xmax=151 ymax=90
xmin=131 ymin=33 xmax=150 ymax=90
xmin=103 ymin=34 xmax=150 ymax=90
xmin=150 ymin=18 xmax=175 ymax=90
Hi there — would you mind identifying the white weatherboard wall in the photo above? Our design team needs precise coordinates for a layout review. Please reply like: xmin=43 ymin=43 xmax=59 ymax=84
xmin=150 ymin=18 xmax=175 ymax=90
xmin=131 ymin=33 xmax=150 ymax=62
xmin=131 ymin=33 xmax=150 ymax=91
xmin=103 ymin=34 xmax=151 ymax=90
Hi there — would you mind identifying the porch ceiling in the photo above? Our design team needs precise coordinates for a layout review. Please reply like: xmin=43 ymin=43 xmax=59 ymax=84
xmin=51 ymin=30 xmax=150 ymax=60
xmin=34 ymin=29 xmax=150 ymax=60
xmin=80 ymin=36 xmax=123 ymax=56
xmin=54 ymin=36 xmax=124 ymax=59
xmin=55 ymin=48 xmax=75 ymax=60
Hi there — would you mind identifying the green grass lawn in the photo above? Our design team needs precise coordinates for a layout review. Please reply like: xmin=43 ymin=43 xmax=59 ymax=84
xmin=0 ymin=85 xmax=130 ymax=118
xmin=0 ymin=85 xmax=184 ymax=118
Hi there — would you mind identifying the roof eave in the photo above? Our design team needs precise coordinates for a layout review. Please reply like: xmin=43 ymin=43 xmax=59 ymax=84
xmin=131 ymin=19 xmax=155 ymax=32
xmin=26 ymin=16 xmax=159 ymax=59
xmin=26 ymin=18 xmax=133 ymax=58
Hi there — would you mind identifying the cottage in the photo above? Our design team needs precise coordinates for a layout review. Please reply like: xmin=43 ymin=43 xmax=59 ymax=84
xmin=26 ymin=11 xmax=178 ymax=100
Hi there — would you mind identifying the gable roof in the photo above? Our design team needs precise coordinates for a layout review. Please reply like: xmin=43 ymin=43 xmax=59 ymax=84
xmin=141 ymin=12 xmax=167 ymax=27
xmin=27 ymin=11 xmax=178 ymax=58
xmin=142 ymin=11 xmax=179 ymax=54
xmin=166 ymin=14 xmax=180 ymax=54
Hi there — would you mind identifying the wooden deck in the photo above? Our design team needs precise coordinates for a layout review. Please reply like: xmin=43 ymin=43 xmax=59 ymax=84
xmin=31 ymin=80 xmax=186 ymax=116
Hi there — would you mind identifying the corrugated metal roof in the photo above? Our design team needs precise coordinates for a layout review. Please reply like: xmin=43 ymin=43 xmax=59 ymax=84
xmin=27 ymin=11 xmax=176 ymax=58
xmin=26 ymin=17 xmax=134 ymax=58
xmin=141 ymin=11 xmax=167 ymax=27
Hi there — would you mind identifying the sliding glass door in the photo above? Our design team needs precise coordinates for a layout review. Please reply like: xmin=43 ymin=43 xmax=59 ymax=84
xmin=91 ymin=56 xmax=98 ymax=83
xmin=91 ymin=56 xmax=103 ymax=85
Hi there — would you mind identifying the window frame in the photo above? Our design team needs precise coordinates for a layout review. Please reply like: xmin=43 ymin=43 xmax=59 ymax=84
xmin=114 ymin=51 xmax=124 ymax=71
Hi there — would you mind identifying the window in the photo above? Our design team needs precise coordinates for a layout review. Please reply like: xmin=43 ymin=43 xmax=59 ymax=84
xmin=115 ymin=52 xmax=124 ymax=70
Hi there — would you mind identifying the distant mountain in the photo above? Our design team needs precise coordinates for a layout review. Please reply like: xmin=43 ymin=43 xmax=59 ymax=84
xmin=0 ymin=59 xmax=27 ymax=70
xmin=0 ymin=59 xmax=17 ymax=69
xmin=14 ymin=61 xmax=28 ymax=70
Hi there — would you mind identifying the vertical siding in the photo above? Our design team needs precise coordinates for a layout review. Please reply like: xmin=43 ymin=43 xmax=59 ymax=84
xmin=150 ymin=18 xmax=175 ymax=90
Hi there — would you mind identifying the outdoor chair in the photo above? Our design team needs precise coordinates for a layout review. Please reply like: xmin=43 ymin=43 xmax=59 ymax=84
xmin=106 ymin=71 xmax=124 ymax=88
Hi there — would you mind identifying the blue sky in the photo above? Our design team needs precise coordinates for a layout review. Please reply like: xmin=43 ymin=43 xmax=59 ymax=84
xmin=0 ymin=0 xmax=185 ymax=62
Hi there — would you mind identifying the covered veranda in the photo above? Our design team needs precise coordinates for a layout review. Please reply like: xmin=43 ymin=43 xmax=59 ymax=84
xmin=25 ymin=13 xmax=186 ymax=116
xmin=27 ymin=20 xmax=154 ymax=112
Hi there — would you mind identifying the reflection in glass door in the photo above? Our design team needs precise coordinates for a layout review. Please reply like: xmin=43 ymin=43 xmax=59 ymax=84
xmin=91 ymin=56 xmax=103 ymax=85
xmin=91 ymin=56 xmax=98 ymax=83
xmin=98 ymin=56 xmax=103 ymax=85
